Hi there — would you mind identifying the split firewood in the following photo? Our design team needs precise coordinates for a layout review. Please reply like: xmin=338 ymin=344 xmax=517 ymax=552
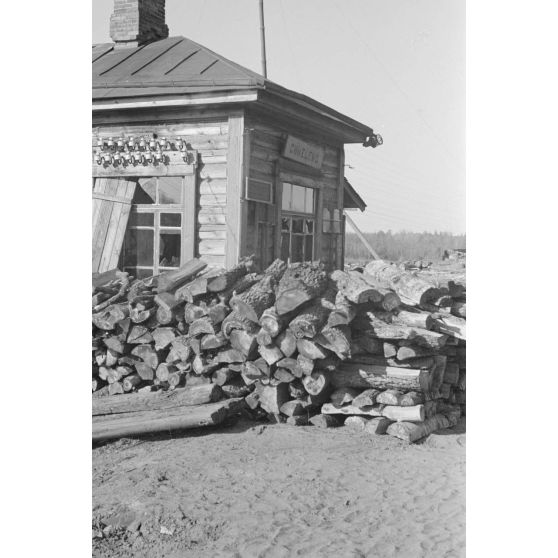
xmin=192 ymin=355 xmax=220 ymax=376
xmin=288 ymin=380 xmax=307 ymax=399
xmin=296 ymin=339 xmax=329 ymax=360
xmin=396 ymin=344 xmax=438 ymax=361
xmin=221 ymin=310 xmax=260 ymax=338
xmin=260 ymin=307 xmax=290 ymax=338
xmin=276 ymin=329 xmax=297 ymax=357
xmin=183 ymin=303 xmax=207 ymax=323
xmin=330 ymin=387 xmax=361 ymax=407
xmin=258 ymin=344 xmax=284 ymax=366
xmin=105 ymin=349 xmax=119 ymax=368
xmin=376 ymin=389 xmax=405 ymax=406
xmin=135 ymin=362 xmax=155 ymax=381
xmin=92 ymin=303 xmax=130 ymax=330
xmin=200 ymin=333 xmax=227 ymax=351
xmin=352 ymin=389 xmax=380 ymax=408
xmin=220 ymin=379 xmax=252 ymax=399
xmin=216 ymin=349 xmax=246 ymax=364
xmin=231 ymin=274 xmax=278 ymax=323
xmin=327 ymin=292 xmax=357 ymax=327
xmin=189 ymin=317 xmax=215 ymax=337
xmin=309 ymin=414 xmax=341 ymax=428
xmin=212 ymin=367 xmax=238 ymax=386
xmin=387 ymin=414 xmax=450 ymax=443
xmin=93 ymin=272 xmax=130 ymax=312
xmin=256 ymin=328 xmax=273 ymax=346
xmin=383 ymin=342 xmax=398 ymax=359
xmin=274 ymin=369 xmax=295 ymax=383
xmin=255 ymin=383 xmax=290 ymax=414
xmin=217 ymin=272 xmax=262 ymax=304
xmin=302 ymin=370 xmax=331 ymax=397
xmin=287 ymin=415 xmax=311 ymax=426
xmin=166 ymin=336 xmax=191 ymax=363
xmin=130 ymin=344 xmax=159 ymax=369
xmin=206 ymin=256 xmax=255 ymax=293
xmin=152 ymin=327 xmax=177 ymax=350
xmin=127 ymin=325 xmax=153 ymax=345
xmin=229 ymin=329 xmax=258 ymax=358
xmin=122 ymin=374 xmax=142 ymax=392
xmin=289 ymin=288 xmax=335 ymax=339
xmin=206 ymin=303 xmax=229 ymax=326
xmin=156 ymin=258 xmax=208 ymax=293
xmin=350 ymin=336 xmax=384 ymax=355
xmin=433 ymin=315 xmax=466 ymax=340
xmin=275 ymin=262 xmax=328 ymax=315
xmin=400 ymin=391 xmax=424 ymax=406
xmin=295 ymin=354 xmax=314 ymax=376
xmin=155 ymin=363 xmax=178 ymax=382
xmin=108 ymin=382 xmax=124 ymax=396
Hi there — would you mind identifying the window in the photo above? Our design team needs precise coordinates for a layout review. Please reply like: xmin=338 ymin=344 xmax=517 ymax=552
xmin=281 ymin=183 xmax=315 ymax=214
xmin=121 ymin=177 xmax=185 ymax=277
xmin=280 ymin=182 xmax=316 ymax=263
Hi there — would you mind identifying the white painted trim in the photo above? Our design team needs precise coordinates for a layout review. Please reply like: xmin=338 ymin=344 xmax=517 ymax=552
xmin=92 ymin=92 xmax=258 ymax=111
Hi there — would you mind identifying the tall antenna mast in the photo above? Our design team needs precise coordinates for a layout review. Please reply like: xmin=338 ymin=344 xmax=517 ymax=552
xmin=259 ymin=0 xmax=268 ymax=78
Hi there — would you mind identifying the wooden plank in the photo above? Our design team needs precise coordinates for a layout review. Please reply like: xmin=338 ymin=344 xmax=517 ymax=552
xmin=200 ymin=178 xmax=227 ymax=195
xmin=225 ymin=111 xmax=244 ymax=268
xmin=92 ymin=192 xmax=133 ymax=205
xmin=336 ymin=146 xmax=344 ymax=269
xmin=199 ymin=239 xmax=225 ymax=255
xmin=107 ymin=179 xmax=137 ymax=269
xmin=92 ymin=398 xmax=243 ymax=442
xmin=99 ymin=178 xmax=130 ymax=272
xmin=184 ymin=173 xmax=196 ymax=262
xmin=199 ymin=230 xmax=227 ymax=240
xmin=92 ymin=178 xmax=121 ymax=272
xmin=200 ymin=194 xmax=227 ymax=206
xmin=93 ymin=162 xmax=195 ymax=178
xmin=344 ymin=211 xmax=380 ymax=259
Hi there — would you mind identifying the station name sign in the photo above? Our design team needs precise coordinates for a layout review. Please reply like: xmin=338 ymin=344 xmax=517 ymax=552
xmin=282 ymin=135 xmax=324 ymax=170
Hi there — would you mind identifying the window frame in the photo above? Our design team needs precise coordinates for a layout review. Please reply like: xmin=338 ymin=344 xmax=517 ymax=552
xmin=121 ymin=176 xmax=187 ymax=277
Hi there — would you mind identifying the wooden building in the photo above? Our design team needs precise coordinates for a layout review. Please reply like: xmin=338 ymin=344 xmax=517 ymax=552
xmin=93 ymin=0 xmax=380 ymax=277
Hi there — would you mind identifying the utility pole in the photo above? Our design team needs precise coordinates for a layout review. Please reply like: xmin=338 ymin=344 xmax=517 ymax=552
xmin=259 ymin=0 xmax=267 ymax=78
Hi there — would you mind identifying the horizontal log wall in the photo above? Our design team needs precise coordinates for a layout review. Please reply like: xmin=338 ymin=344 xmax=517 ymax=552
xmin=93 ymin=117 xmax=229 ymax=268
xmin=245 ymin=114 xmax=344 ymax=268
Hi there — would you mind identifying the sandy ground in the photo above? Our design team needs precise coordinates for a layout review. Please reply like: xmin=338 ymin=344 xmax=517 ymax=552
xmin=92 ymin=417 xmax=465 ymax=558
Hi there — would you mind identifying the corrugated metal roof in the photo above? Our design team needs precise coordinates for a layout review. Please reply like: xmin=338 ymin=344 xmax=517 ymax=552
xmin=93 ymin=37 xmax=264 ymax=99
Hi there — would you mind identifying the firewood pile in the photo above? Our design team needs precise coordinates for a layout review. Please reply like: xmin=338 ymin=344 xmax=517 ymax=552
xmin=92 ymin=257 xmax=466 ymax=443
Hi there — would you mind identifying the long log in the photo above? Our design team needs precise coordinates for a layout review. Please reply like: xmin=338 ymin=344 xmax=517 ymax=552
xmin=260 ymin=307 xmax=289 ymax=338
xmin=333 ymin=362 xmax=433 ymax=392
xmin=231 ymin=275 xmax=277 ymax=323
xmin=321 ymin=402 xmax=424 ymax=422
xmin=315 ymin=325 xmax=352 ymax=359
xmin=206 ymin=257 xmax=255 ymax=293
xmin=92 ymin=383 xmax=223 ymax=416
xmin=92 ymin=398 xmax=243 ymax=442
xmin=395 ymin=310 xmax=434 ymax=330
xmin=386 ymin=413 xmax=452 ymax=443
xmin=330 ymin=270 xmax=382 ymax=305
xmin=156 ymin=258 xmax=207 ymax=293
xmin=364 ymin=260 xmax=440 ymax=305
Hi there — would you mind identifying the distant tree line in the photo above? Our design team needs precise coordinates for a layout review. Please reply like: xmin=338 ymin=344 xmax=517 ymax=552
xmin=344 ymin=230 xmax=466 ymax=263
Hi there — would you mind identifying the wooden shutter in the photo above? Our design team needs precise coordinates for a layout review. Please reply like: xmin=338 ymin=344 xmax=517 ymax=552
xmin=92 ymin=178 xmax=137 ymax=273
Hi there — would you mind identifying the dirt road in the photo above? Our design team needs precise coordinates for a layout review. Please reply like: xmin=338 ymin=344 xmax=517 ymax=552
xmin=93 ymin=418 xmax=465 ymax=558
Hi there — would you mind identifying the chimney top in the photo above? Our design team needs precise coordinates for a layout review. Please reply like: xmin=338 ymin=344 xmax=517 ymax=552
xmin=110 ymin=0 xmax=169 ymax=48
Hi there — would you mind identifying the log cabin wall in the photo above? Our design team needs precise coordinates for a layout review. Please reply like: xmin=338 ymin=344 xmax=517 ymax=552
xmin=92 ymin=108 xmax=234 ymax=271
xmin=243 ymin=111 xmax=345 ymax=270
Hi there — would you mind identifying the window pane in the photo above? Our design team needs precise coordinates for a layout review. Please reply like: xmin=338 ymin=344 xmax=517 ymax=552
xmin=160 ymin=213 xmax=181 ymax=227
xmin=281 ymin=233 xmax=290 ymax=261
xmin=123 ymin=229 xmax=154 ymax=266
xmin=291 ymin=235 xmax=303 ymax=263
xmin=281 ymin=183 xmax=292 ymax=211
xmin=305 ymin=219 xmax=314 ymax=233
xmin=159 ymin=231 xmax=181 ymax=268
xmin=133 ymin=178 xmax=156 ymax=204
xmin=304 ymin=235 xmax=314 ymax=261
xmin=158 ymin=177 xmax=183 ymax=204
xmin=292 ymin=218 xmax=303 ymax=233
xmin=305 ymin=188 xmax=314 ymax=213
xmin=281 ymin=218 xmax=290 ymax=232
xmin=292 ymin=185 xmax=306 ymax=213
xmin=129 ymin=212 xmax=154 ymax=226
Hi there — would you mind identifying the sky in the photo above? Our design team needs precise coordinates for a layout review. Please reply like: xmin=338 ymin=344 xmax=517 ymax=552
xmin=92 ymin=0 xmax=465 ymax=234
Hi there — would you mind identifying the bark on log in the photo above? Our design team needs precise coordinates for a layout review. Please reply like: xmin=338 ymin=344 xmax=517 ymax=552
xmin=315 ymin=325 xmax=352 ymax=360
xmin=218 ymin=272 xmax=262 ymax=305
xmin=400 ymin=391 xmax=424 ymax=406
xmin=122 ymin=374 xmax=142 ymax=392
xmin=93 ymin=398 xmax=242 ymax=442
xmin=92 ymin=303 xmax=129 ymax=330
xmin=256 ymin=329 xmax=273 ymax=346
xmin=200 ymin=333 xmax=227 ymax=351
xmin=386 ymin=413 xmax=451 ymax=443
xmin=350 ymin=336 xmax=384 ymax=355
xmin=433 ymin=315 xmax=466 ymax=340
xmin=216 ymin=349 xmax=246 ymax=364
xmin=231 ymin=275 xmax=276 ymax=323
xmin=275 ymin=262 xmax=328 ymax=315
xmin=333 ymin=363 xmax=432 ymax=392
xmin=330 ymin=270 xmax=383 ymax=304
xmin=364 ymin=260 xmax=440 ymax=306
xmin=206 ymin=257 xmax=255 ymax=293
xmin=156 ymin=258 xmax=207 ymax=293
xmin=327 ymin=292 xmax=357 ymax=327
xmin=221 ymin=311 xmax=260 ymax=338
xmin=289 ymin=299 xmax=332 ymax=339
xmin=395 ymin=310 xmax=434 ymax=330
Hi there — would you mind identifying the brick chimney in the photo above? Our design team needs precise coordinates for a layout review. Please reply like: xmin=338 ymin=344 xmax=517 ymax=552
xmin=110 ymin=0 xmax=169 ymax=48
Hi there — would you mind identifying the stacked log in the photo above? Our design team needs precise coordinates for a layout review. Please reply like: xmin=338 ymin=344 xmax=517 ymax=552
xmin=92 ymin=258 xmax=465 ymax=442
